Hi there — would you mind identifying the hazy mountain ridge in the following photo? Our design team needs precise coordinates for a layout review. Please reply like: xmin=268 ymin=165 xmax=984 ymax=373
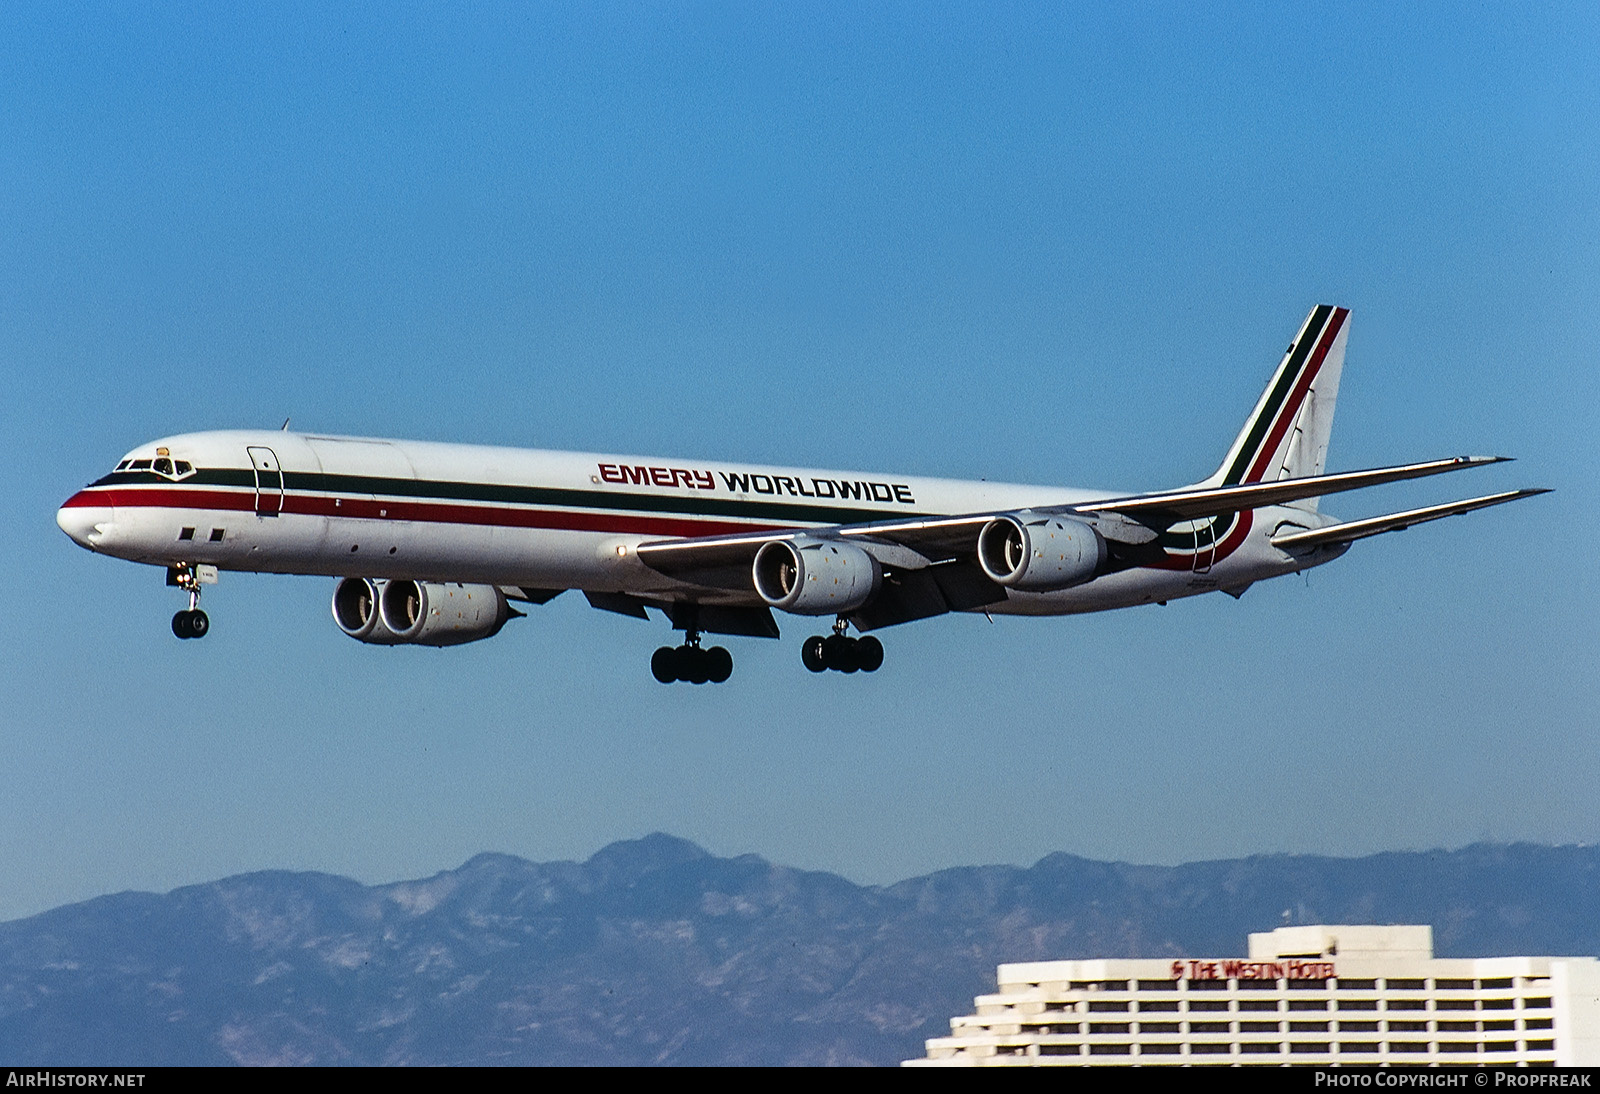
xmin=2 ymin=836 xmax=1596 ymax=1065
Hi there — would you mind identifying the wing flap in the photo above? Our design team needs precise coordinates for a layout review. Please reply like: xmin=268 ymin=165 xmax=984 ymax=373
xmin=506 ymin=586 xmax=566 ymax=604
xmin=848 ymin=560 xmax=1007 ymax=632
xmin=1270 ymin=489 xmax=1549 ymax=550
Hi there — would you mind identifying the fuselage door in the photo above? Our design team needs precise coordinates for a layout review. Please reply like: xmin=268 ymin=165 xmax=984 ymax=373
xmin=1192 ymin=516 xmax=1217 ymax=574
xmin=247 ymin=446 xmax=284 ymax=515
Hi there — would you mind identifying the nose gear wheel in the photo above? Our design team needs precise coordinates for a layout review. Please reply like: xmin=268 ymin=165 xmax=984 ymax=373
xmin=172 ymin=609 xmax=210 ymax=639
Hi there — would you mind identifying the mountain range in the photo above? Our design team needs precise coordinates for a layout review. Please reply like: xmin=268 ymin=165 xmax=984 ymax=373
xmin=2 ymin=835 xmax=1596 ymax=1065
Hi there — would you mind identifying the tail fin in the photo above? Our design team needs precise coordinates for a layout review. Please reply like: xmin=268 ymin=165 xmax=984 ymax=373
xmin=1202 ymin=305 xmax=1350 ymax=507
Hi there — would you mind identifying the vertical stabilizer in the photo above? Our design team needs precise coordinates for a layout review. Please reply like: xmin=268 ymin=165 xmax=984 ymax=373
xmin=1202 ymin=305 xmax=1349 ymax=508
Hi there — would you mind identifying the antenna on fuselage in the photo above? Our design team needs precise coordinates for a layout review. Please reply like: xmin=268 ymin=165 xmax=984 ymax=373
xmin=280 ymin=417 xmax=291 ymax=431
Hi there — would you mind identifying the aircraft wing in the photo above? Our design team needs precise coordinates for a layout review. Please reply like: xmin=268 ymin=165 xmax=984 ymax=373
xmin=634 ymin=455 xmax=1536 ymax=622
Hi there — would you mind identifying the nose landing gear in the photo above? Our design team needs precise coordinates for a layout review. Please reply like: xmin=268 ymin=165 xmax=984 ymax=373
xmin=168 ymin=564 xmax=212 ymax=640
xmin=802 ymin=618 xmax=883 ymax=674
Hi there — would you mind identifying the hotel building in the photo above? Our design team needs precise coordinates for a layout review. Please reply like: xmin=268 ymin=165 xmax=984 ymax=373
xmin=906 ymin=925 xmax=1600 ymax=1066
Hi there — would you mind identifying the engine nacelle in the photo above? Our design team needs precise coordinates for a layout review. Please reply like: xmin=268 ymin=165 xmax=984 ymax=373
xmin=332 ymin=577 xmax=514 ymax=646
xmin=752 ymin=538 xmax=881 ymax=615
xmin=379 ymin=579 xmax=515 ymax=646
xmin=977 ymin=514 xmax=1105 ymax=591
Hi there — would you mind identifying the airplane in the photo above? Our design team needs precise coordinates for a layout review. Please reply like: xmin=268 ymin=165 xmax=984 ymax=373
xmin=57 ymin=305 xmax=1544 ymax=684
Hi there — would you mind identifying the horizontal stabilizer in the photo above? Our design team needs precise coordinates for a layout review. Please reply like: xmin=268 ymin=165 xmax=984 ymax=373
xmin=1070 ymin=456 xmax=1509 ymax=524
xmin=1270 ymin=489 xmax=1549 ymax=550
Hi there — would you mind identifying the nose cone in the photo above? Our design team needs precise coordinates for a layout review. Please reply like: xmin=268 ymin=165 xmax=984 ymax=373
xmin=58 ymin=492 xmax=112 ymax=550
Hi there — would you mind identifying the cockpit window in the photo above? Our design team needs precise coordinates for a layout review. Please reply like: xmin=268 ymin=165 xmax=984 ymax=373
xmin=132 ymin=457 xmax=197 ymax=481
xmin=115 ymin=460 xmax=131 ymax=471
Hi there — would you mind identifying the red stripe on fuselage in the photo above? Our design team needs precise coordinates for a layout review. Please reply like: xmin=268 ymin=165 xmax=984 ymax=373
xmin=61 ymin=486 xmax=785 ymax=539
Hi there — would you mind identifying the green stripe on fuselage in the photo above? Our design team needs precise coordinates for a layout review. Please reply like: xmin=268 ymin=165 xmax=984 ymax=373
xmin=91 ymin=468 xmax=916 ymax=527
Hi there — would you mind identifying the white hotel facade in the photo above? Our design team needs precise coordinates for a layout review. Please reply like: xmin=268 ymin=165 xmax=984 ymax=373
xmin=907 ymin=925 xmax=1600 ymax=1067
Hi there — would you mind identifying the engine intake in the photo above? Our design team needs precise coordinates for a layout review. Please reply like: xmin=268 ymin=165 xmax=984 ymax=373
xmin=977 ymin=514 xmax=1105 ymax=591
xmin=332 ymin=577 xmax=405 ymax=644
xmin=752 ymin=538 xmax=881 ymax=615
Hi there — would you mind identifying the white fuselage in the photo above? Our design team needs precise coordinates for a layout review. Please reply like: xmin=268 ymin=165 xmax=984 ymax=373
xmin=58 ymin=430 xmax=1332 ymax=618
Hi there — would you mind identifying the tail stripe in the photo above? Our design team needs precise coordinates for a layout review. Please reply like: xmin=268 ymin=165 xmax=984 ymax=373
xmin=1242 ymin=306 xmax=1347 ymax=484
xmin=1220 ymin=305 xmax=1347 ymax=485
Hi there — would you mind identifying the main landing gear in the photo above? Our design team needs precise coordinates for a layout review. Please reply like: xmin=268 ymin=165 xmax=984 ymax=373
xmin=802 ymin=618 xmax=883 ymax=674
xmin=652 ymin=631 xmax=733 ymax=685
xmin=168 ymin=564 xmax=210 ymax=640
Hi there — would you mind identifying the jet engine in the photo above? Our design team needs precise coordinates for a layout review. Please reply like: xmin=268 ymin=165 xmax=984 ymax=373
xmin=976 ymin=514 xmax=1105 ymax=591
xmin=332 ymin=577 xmax=516 ymax=646
xmin=752 ymin=538 xmax=881 ymax=615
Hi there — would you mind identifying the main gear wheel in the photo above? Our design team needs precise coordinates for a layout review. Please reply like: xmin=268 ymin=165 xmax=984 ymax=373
xmin=651 ymin=643 xmax=733 ymax=684
xmin=802 ymin=633 xmax=882 ymax=674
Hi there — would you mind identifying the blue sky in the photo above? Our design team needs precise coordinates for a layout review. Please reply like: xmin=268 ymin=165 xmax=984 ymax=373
xmin=2 ymin=2 xmax=1596 ymax=922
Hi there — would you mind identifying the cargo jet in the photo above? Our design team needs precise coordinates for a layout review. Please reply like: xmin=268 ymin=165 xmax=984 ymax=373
xmin=58 ymin=306 xmax=1544 ymax=683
